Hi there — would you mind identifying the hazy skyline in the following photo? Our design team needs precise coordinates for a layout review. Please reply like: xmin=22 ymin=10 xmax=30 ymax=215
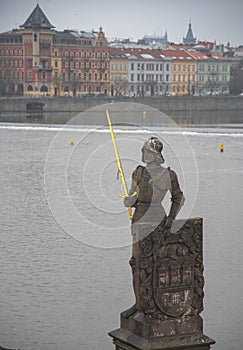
xmin=0 ymin=0 xmax=242 ymax=46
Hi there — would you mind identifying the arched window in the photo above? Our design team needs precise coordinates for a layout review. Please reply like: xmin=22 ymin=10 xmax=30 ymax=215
xmin=27 ymin=85 xmax=33 ymax=91
xmin=40 ymin=85 xmax=48 ymax=92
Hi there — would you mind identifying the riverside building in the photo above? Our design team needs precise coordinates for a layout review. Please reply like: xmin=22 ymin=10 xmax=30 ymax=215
xmin=0 ymin=4 xmax=232 ymax=97
xmin=162 ymin=48 xmax=231 ymax=96
xmin=0 ymin=4 xmax=110 ymax=97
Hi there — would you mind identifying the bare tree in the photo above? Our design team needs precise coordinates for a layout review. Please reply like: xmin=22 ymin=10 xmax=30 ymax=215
xmin=230 ymin=59 xmax=243 ymax=94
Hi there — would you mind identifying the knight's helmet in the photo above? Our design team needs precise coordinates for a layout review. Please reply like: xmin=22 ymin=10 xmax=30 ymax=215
xmin=142 ymin=137 xmax=165 ymax=164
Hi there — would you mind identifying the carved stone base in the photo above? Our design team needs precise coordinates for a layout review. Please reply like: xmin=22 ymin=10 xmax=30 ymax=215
xmin=109 ymin=219 xmax=216 ymax=350
xmin=120 ymin=311 xmax=203 ymax=339
xmin=109 ymin=328 xmax=215 ymax=350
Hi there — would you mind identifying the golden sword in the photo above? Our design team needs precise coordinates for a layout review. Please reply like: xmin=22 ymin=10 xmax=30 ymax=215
xmin=106 ymin=110 xmax=135 ymax=220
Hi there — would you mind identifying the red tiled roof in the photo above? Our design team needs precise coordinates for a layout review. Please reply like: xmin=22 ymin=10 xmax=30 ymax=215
xmin=162 ymin=49 xmax=231 ymax=61
xmin=109 ymin=47 xmax=170 ymax=61
xmin=109 ymin=47 xmax=231 ymax=62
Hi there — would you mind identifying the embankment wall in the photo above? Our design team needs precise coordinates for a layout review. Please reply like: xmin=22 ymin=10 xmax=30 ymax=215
xmin=0 ymin=96 xmax=242 ymax=125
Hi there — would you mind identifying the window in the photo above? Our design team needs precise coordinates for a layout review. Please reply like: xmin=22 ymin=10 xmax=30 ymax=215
xmin=131 ymin=74 xmax=134 ymax=81
xmin=131 ymin=63 xmax=134 ymax=70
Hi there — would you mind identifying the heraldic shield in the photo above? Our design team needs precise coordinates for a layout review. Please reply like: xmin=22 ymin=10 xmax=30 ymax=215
xmin=153 ymin=256 xmax=194 ymax=317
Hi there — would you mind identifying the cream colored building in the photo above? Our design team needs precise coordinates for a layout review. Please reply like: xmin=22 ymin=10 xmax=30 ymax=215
xmin=110 ymin=49 xmax=128 ymax=96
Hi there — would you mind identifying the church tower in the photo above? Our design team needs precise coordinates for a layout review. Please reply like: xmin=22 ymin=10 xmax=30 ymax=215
xmin=183 ymin=21 xmax=196 ymax=45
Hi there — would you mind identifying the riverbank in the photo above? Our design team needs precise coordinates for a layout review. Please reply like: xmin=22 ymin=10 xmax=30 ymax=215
xmin=0 ymin=96 xmax=242 ymax=126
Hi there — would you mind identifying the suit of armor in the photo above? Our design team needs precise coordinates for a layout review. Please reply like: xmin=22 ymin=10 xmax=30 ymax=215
xmin=123 ymin=137 xmax=185 ymax=317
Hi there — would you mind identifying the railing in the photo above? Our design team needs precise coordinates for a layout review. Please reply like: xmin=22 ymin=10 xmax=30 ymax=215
xmin=38 ymin=66 xmax=53 ymax=72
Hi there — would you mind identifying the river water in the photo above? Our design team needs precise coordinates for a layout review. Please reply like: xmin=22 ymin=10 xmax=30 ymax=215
xmin=0 ymin=106 xmax=243 ymax=350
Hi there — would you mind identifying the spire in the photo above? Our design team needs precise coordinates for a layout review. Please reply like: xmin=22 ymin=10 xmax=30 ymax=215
xmin=183 ymin=21 xmax=196 ymax=45
xmin=164 ymin=30 xmax=168 ymax=42
xmin=20 ymin=4 xmax=55 ymax=29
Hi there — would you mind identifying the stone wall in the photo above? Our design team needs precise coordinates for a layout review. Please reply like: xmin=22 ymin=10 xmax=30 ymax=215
xmin=0 ymin=96 xmax=242 ymax=125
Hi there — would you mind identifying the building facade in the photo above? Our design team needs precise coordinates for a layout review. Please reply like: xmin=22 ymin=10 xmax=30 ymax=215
xmin=162 ymin=49 xmax=231 ymax=95
xmin=162 ymin=49 xmax=197 ymax=95
xmin=117 ymin=48 xmax=172 ymax=97
xmin=110 ymin=49 xmax=128 ymax=96
xmin=0 ymin=4 xmax=110 ymax=96
xmin=0 ymin=4 xmax=233 ymax=97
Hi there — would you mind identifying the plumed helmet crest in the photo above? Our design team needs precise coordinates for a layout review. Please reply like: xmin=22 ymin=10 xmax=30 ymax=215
xmin=142 ymin=137 xmax=165 ymax=163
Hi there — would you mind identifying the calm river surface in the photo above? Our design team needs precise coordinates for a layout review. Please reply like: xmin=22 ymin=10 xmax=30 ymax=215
xmin=0 ymin=116 xmax=243 ymax=350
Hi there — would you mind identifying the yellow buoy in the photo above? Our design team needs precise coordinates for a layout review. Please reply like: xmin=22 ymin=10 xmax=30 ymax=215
xmin=70 ymin=138 xmax=74 ymax=145
xmin=220 ymin=144 xmax=224 ymax=152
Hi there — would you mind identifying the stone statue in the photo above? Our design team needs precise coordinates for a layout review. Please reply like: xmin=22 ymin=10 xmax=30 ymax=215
xmin=109 ymin=137 xmax=215 ymax=350
xmin=123 ymin=136 xmax=185 ymax=317
xmin=124 ymin=136 xmax=185 ymax=228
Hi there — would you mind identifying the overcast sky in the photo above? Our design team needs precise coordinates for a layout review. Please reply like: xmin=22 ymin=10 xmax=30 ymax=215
xmin=0 ymin=0 xmax=242 ymax=46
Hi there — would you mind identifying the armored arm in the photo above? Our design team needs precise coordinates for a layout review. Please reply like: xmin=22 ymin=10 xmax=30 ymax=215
xmin=165 ymin=169 xmax=185 ymax=228
xmin=124 ymin=166 xmax=143 ymax=208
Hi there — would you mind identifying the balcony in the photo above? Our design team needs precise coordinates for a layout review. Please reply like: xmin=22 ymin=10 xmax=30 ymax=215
xmin=38 ymin=65 xmax=53 ymax=72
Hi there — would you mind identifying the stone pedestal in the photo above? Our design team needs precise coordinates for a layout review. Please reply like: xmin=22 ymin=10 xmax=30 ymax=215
xmin=109 ymin=218 xmax=215 ymax=350
xmin=109 ymin=328 xmax=215 ymax=350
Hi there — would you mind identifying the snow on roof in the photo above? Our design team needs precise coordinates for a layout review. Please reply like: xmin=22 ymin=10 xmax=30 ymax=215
xmin=141 ymin=53 xmax=154 ymax=59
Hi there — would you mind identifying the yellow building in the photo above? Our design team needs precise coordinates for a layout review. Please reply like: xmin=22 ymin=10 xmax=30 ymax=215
xmin=110 ymin=48 xmax=128 ymax=96
xmin=162 ymin=49 xmax=197 ymax=95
